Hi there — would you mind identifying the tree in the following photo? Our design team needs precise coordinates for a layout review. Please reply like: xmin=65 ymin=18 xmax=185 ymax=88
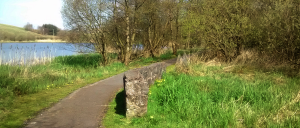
xmin=24 ymin=22 xmax=33 ymax=31
xmin=138 ymin=0 xmax=170 ymax=57
xmin=186 ymin=0 xmax=254 ymax=61
xmin=37 ymin=26 xmax=44 ymax=35
xmin=159 ymin=0 xmax=182 ymax=55
xmin=61 ymin=0 xmax=185 ymax=66
xmin=42 ymin=24 xmax=59 ymax=35
xmin=62 ymin=0 xmax=111 ymax=65
xmin=57 ymin=30 xmax=68 ymax=41
xmin=109 ymin=0 xmax=147 ymax=65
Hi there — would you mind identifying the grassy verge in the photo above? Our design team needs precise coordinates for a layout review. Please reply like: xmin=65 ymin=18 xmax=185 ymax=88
xmin=103 ymin=61 xmax=300 ymax=127
xmin=0 ymin=51 xmax=178 ymax=128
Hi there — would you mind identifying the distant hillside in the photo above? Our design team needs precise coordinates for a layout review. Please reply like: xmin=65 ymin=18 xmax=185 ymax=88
xmin=0 ymin=24 xmax=57 ymax=42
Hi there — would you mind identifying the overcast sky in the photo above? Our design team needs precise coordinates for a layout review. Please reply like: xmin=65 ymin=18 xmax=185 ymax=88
xmin=0 ymin=0 xmax=64 ymax=29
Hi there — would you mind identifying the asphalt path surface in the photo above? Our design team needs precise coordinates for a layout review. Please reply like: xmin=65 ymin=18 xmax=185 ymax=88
xmin=24 ymin=58 xmax=177 ymax=128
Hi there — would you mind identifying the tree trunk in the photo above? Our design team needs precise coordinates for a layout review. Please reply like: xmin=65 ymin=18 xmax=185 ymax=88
xmin=143 ymin=50 xmax=150 ymax=58
xmin=102 ymin=51 xmax=108 ymax=66
xmin=101 ymin=38 xmax=108 ymax=66
xmin=187 ymin=29 xmax=190 ymax=49
xmin=122 ymin=1 xmax=132 ymax=66
xmin=172 ymin=43 xmax=177 ymax=55
xmin=170 ymin=20 xmax=177 ymax=55
xmin=173 ymin=1 xmax=180 ymax=55
xmin=123 ymin=46 xmax=131 ymax=65
xmin=124 ymin=11 xmax=131 ymax=65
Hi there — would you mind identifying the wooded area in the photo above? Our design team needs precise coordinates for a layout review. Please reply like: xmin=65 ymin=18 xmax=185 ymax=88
xmin=61 ymin=0 xmax=300 ymax=67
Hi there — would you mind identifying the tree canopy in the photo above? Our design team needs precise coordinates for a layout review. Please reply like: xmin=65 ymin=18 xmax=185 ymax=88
xmin=24 ymin=22 xmax=33 ymax=31
xmin=61 ymin=0 xmax=300 ymax=67
xmin=42 ymin=24 xmax=59 ymax=35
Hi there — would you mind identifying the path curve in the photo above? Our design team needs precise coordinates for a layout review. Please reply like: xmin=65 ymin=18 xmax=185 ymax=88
xmin=24 ymin=58 xmax=177 ymax=128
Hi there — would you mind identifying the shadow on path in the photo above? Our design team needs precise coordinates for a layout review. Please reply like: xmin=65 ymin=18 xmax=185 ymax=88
xmin=113 ymin=58 xmax=177 ymax=117
xmin=114 ymin=90 xmax=126 ymax=117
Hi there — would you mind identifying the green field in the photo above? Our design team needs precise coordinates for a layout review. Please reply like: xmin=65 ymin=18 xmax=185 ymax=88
xmin=103 ymin=55 xmax=300 ymax=127
xmin=0 ymin=24 xmax=56 ymax=42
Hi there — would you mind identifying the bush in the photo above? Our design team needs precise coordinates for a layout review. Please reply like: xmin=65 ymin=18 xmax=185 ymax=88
xmin=198 ymin=0 xmax=255 ymax=61
xmin=256 ymin=0 xmax=300 ymax=64
xmin=196 ymin=0 xmax=300 ymax=65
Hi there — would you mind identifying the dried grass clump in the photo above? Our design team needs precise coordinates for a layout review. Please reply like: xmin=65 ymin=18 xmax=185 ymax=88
xmin=175 ymin=52 xmax=222 ymax=75
xmin=256 ymin=91 xmax=300 ymax=127
xmin=176 ymin=48 xmax=299 ymax=78
xmin=233 ymin=49 xmax=258 ymax=65
xmin=272 ymin=91 xmax=300 ymax=122
xmin=175 ymin=53 xmax=192 ymax=74
xmin=232 ymin=49 xmax=300 ymax=77
xmin=197 ymin=49 xmax=218 ymax=62
xmin=204 ymin=59 xmax=221 ymax=67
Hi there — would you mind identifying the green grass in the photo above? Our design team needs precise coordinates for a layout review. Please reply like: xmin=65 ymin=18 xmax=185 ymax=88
xmin=103 ymin=63 xmax=300 ymax=127
xmin=0 ymin=51 xmax=176 ymax=128
xmin=129 ymin=51 xmax=176 ymax=66
xmin=0 ymin=24 xmax=55 ymax=42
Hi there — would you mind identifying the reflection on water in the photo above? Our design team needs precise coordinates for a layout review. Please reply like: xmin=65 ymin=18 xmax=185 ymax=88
xmin=0 ymin=42 xmax=95 ymax=65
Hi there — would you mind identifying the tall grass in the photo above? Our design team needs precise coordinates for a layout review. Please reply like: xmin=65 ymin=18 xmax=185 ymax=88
xmin=103 ymin=53 xmax=300 ymax=127
xmin=0 ymin=50 xmax=177 ymax=127
xmin=0 ymin=53 xmax=117 ymax=96
xmin=0 ymin=53 xmax=124 ymax=128
xmin=0 ymin=44 xmax=55 ymax=66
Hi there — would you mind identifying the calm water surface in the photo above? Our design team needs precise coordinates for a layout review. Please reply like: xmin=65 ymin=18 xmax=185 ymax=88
xmin=0 ymin=42 xmax=95 ymax=65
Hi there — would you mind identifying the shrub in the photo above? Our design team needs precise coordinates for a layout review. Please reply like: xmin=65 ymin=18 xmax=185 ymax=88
xmin=256 ymin=0 xmax=300 ymax=65
xmin=196 ymin=0 xmax=300 ymax=66
xmin=198 ymin=0 xmax=255 ymax=61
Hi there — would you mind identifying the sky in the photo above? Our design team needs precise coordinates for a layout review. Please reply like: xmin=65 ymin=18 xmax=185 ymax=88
xmin=0 ymin=0 xmax=64 ymax=29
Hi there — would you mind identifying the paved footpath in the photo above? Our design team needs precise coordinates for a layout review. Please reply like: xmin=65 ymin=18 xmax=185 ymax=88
xmin=25 ymin=58 xmax=177 ymax=128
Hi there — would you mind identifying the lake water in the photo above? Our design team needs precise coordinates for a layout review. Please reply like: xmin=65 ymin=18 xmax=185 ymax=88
xmin=0 ymin=42 xmax=95 ymax=65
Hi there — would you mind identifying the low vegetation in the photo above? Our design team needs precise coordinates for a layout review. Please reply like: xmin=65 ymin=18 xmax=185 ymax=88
xmin=0 ymin=50 xmax=180 ymax=128
xmin=103 ymin=52 xmax=300 ymax=127
xmin=1 ymin=0 xmax=300 ymax=127
xmin=0 ymin=24 xmax=58 ymax=42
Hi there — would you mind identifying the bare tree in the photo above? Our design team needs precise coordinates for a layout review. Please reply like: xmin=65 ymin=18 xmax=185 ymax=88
xmin=109 ymin=0 xmax=146 ymax=65
xmin=138 ymin=0 xmax=170 ymax=57
xmin=61 ymin=0 xmax=185 ymax=66
xmin=24 ymin=22 xmax=33 ymax=31
xmin=161 ymin=0 xmax=181 ymax=55
xmin=62 ymin=0 xmax=111 ymax=65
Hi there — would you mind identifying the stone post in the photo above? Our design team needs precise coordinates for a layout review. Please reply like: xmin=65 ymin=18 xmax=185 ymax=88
xmin=124 ymin=63 xmax=167 ymax=118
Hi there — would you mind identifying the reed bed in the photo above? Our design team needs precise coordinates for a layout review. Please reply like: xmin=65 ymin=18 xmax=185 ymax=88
xmin=0 ymin=44 xmax=56 ymax=66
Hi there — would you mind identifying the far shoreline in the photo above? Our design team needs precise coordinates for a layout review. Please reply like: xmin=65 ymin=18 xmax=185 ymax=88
xmin=0 ymin=39 xmax=67 ymax=43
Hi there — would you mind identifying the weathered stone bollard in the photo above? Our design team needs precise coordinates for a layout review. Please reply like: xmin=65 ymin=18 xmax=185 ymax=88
xmin=124 ymin=63 xmax=167 ymax=118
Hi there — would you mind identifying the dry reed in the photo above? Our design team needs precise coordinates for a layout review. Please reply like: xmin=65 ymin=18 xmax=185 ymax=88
xmin=0 ymin=44 xmax=56 ymax=66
